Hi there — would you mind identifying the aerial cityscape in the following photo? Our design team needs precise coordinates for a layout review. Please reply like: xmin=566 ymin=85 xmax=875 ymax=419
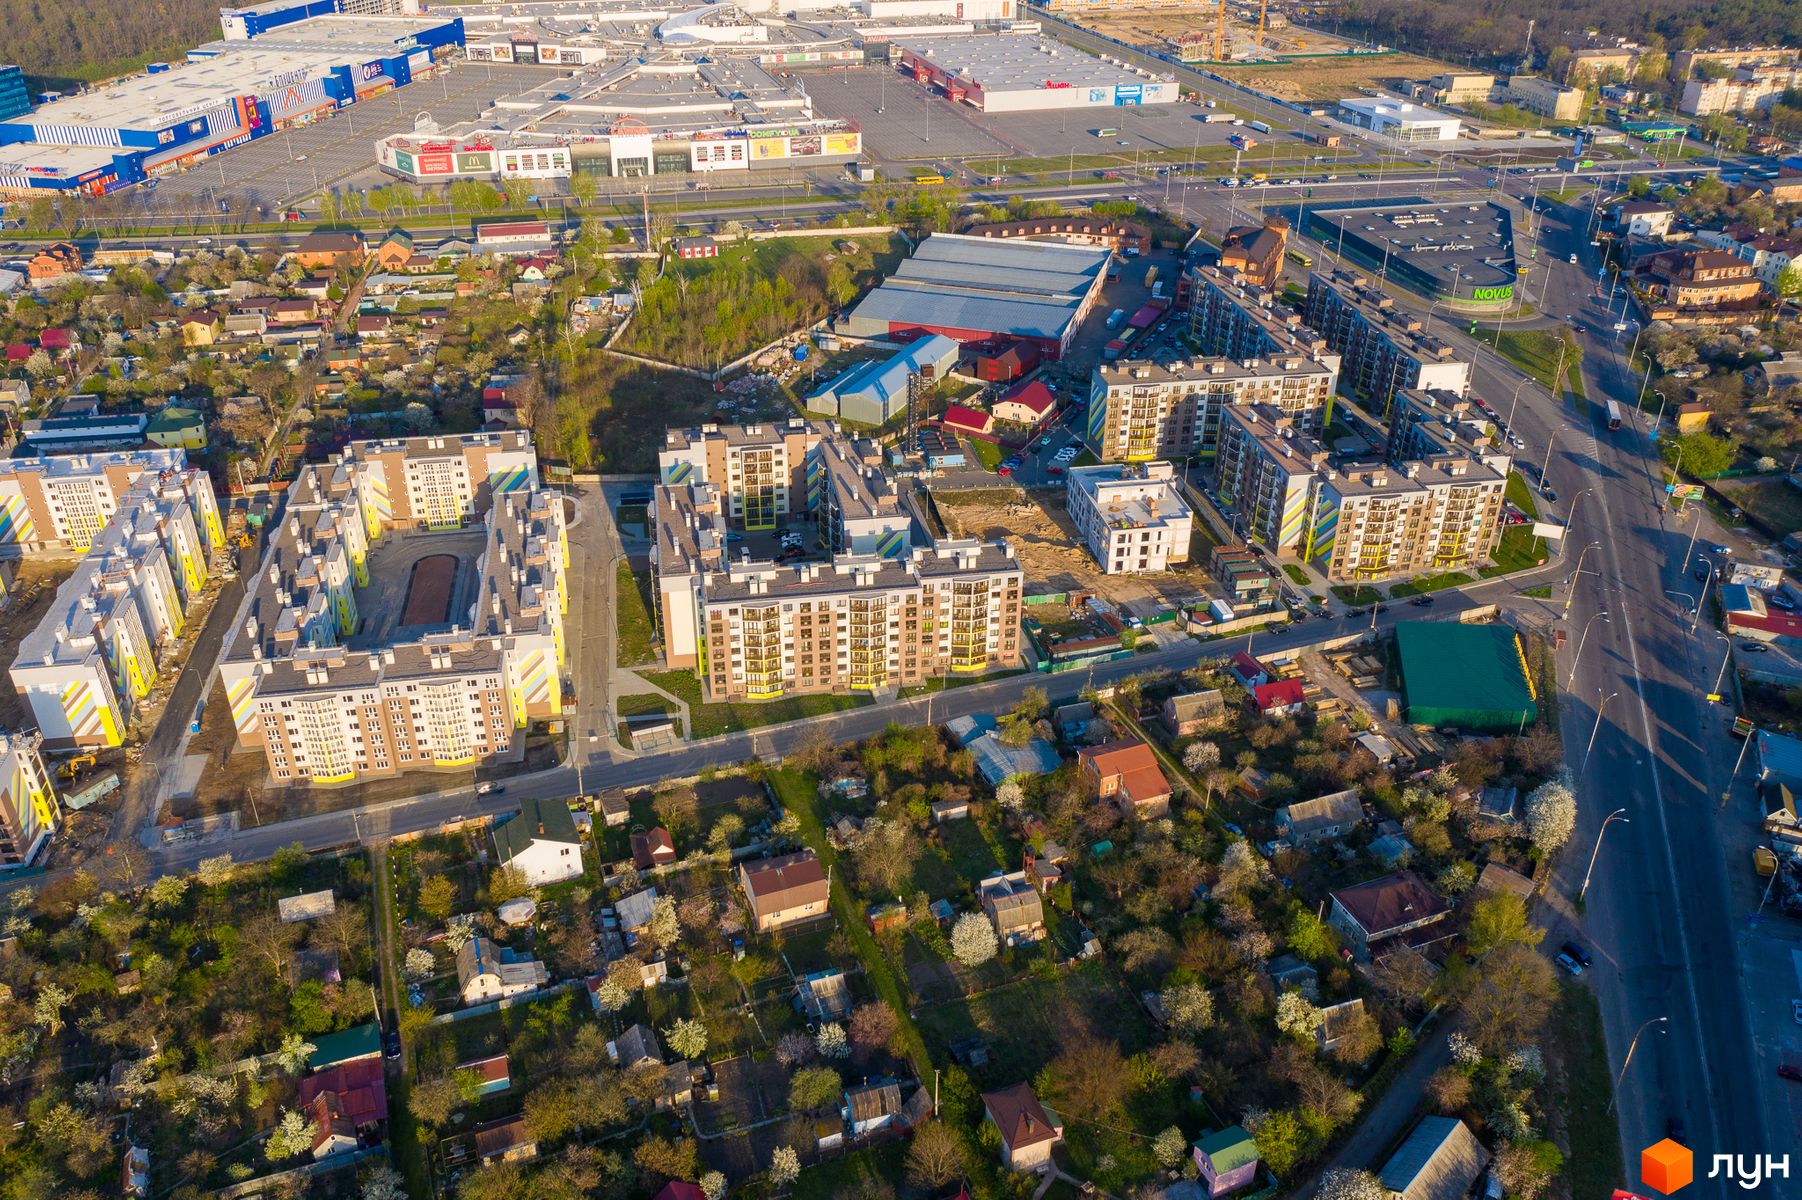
xmin=0 ymin=0 xmax=1797 ymax=1198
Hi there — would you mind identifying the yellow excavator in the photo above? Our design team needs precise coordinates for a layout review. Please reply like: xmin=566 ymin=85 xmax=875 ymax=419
xmin=57 ymin=753 xmax=96 ymax=780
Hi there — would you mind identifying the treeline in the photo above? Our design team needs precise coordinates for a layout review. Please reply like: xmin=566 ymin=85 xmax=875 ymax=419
xmin=0 ymin=0 xmax=222 ymax=89
xmin=1333 ymin=0 xmax=1802 ymax=72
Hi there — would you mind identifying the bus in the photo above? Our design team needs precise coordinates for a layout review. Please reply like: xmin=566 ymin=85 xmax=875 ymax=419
xmin=1605 ymin=400 xmax=1623 ymax=431
xmin=1093 ymin=127 xmax=1119 ymax=138
xmin=913 ymin=173 xmax=947 ymax=185
xmin=1287 ymin=248 xmax=1314 ymax=268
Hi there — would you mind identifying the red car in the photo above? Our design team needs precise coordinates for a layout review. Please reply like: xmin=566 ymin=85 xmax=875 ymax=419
xmin=1779 ymin=1064 xmax=1802 ymax=1083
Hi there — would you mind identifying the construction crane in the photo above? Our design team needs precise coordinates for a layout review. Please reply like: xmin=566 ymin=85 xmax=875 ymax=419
xmin=1215 ymin=0 xmax=1226 ymax=62
xmin=1258 ymin=0 xmax=1268 ymax=50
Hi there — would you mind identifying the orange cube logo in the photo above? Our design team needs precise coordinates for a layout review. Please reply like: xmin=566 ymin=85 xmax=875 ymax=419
xmin=1641 ymin=1139 xmax=1693 ymax=1194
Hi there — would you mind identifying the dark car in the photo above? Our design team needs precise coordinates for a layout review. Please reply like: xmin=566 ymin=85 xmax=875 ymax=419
xmin=1375 ymin=604 xmax=1389 ymax=614
xmin=1411 ymin=595 xmax=1435 ymax=607
xmin=1560 ymin=940 xmax=1593 ymax=968
xmin=1779 ymin=1064 xmax=1802 ymax=1083
xmin=383 ymin=1029 xmax=401 ymax=1060
xmin=1692 ymin=567 xmax=1709 ymax=582
xmin=1542 ymin=487 xmax=1558 ymax=503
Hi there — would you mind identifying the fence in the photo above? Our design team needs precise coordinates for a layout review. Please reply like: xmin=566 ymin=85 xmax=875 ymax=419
xmin=213 ymin=1147 xmax=379 ymax=1199
xmin=428 ymin=978 xmax=587 ymax=1027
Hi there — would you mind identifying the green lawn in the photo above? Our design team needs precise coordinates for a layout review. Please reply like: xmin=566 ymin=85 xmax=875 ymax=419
xmin=899 ymin=666 xmax=1028 ymax=697
xmin=1522 ymin=584 xmax=1554 ymax=599
xmin=1282 ymin=563 xmax=1312 ymax=587
xmin=969 ymin=438 xmax=1005 ymax=471
xmin=1549 ymin=984 xmax=1623 ymax=1200
xmin=614 ymin=560 xmax=657 ymax=667
xmin=1331 ymin=585 xmax=1383 ymax=606
xmin=1505 ymin=470 xmax=1540 ymax=519
xmin=1473 ymin=327 xmax=1583 ymax=397
xmin=1389 ymin=571 xmax=1475 ymax=597
xmin=637 ymin=669 xmax=869 ymax=739
xmin=615 ymin=693 xmax=681 ymax=745
xmin=1478 ymin=525 xmax=1549 ymax=578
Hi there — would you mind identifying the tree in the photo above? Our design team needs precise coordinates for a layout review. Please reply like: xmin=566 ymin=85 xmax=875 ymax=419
xmin=418 ymin=876 xmax=457 ymax=921
xmin=1183 ymin=741 xmax=1222 ymax=775
xmin=666 ymin=1017 xmax=709 ymax=1060
xmin=907 ymin=1121 xmax=962 ymax=1187
xmin=1275 ymin=991 xmax=1324 ymax=1041
xmin=1315 ymin=1167 xmax=1386 ymax=1200
xmin=849 ymin=1001 xmax=898 ymax=1054
xmin=146 ymin=874 xmax=189 ymax=910
xmin=1493 ymin=1141 xmax=1563 ymax=1200
xmin=1161 ymin=981 xmax=1215 ymax=1034
xmin=1286 ymin=908 xmax=1338 ymax=961
xmin=1040 ymin=1032 xmax=1130 ymax=1120
xmin=950 ymin=912 xmax=999 ymax=967
xmin=32 ymin=983 xmax=70 ymax=1036
xmin=767 ymin=1145 xmax=802 ymax=1187
xmin=1466 ymin=893 xmax=1546 ymax=957
xmin=1253 ymin=1108 xmax=1307 ymax=1176
xmin=635 ymin=1136 xmax=699 ymax=1185
xmin=1460 ymin=942 xmax=1559 ymax=1054
xmin=1659 ymin=431 xmax=1739 ymax=479
xmin=196 ymin=854 xmax=235 ymax=887
xmin=775 ymin=1031 xmax=814 ymax=1067
xmin=411 ymin=1075 xmax=460 ymax=1127
xmin=1328 ymin=1009 xmax=1383 ymax=1067
xmin=854 ymin=818 xmax=922 ymax=895
xmin=361 ymin=1164 xmax=406 ymax=1200
xmin=1425 ymin=1066 xmax=1472 ymax=1112
xmin=653 ymin=786 xmax=700 ymax=837
xmin=816 ymin=1021 xmax=850 ymax=1060
xmin=275 ymin=1031 xmax=316 ymax=1075
xmin=1776 ymin=265 xmax=1802 ymax=300
xmin=1153 ymin=1125 xmax=1189 ymax=1168
xmin=995 ymin=780 xmax=1025 ymax=812
xmin=487 ymin=865 xmax=532 ymax=904
xmin=789 ymin=1065 xmax=841 ymax=1111
xmin=700 ymin=1171 xmax=728 ymax=1200
xmin=646 ymin=895 xmax=683 ymax=951
xmin=405 ymin=947 xmax=436 ymax=980
xmin=266 ymin=1109 xmax=315 ymax=1160
xmin=1524 ymin=770 xmax=1577 ymax=855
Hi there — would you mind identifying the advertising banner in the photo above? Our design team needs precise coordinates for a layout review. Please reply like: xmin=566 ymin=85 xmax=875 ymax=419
xmin=456 ymin=150 xmax=494 ymax=173
xmin=752 ymin=138 xmax=788 ymax=161
xmin=825 ymin=131 xmax=859 ymax=155
xmin=419 ymin=152 xmax=454 ymax=175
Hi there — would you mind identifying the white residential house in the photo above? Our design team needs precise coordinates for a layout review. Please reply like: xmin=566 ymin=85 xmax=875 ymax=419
xmin=456 ymin=936 xmax=549 ymax=1004
xmin=493 ymin=796 xmax=585 ymax=886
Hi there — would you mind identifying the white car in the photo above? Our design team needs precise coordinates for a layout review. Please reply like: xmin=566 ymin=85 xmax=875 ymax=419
xmin=1054 ymin=446 xmax=1080 ymax=463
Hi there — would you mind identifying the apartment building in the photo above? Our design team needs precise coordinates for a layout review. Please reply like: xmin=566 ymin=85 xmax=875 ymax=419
xmin=1501 ymin=76 xmax=1585 ymax=120
xmin=0 ymin=732 xmax=56 ymax=869
xmin=1418 ymin=72 xmax=1496 ymax=107
xmin=810 ymin=432 xmax=913 ymax=559
xmin=1681 ymin=63 xmax=1802 ymax=115
xmin=1567 ymin=48 xmax=1642 ymax=83
xmin=1642 ymin=249 xmax=1766 ymax=310
xmin=1302 ymin=271 xmax=1472 ymax=414
xmin=1186 ymin=265 xmax=1342 ymax=384
xmin=1087 ymin=354 xmax=1337 ymax=463
xmin=700 ymin=543 xmax=1020 ymax=701
xmin=0 ymin=448 xmax=189 ymax=552
xmin=1308 ymin=454 xmax=1506 ymax=582
xmin=352 ymin=430 xmax=538 ymax=529
xmin=11 ymin=469 xmax=224 ymax=748
xmin=1215 ymin=406 xmax=1329 ymax=554
xmin=216 ymin=436 xmax=567 ymax=784
xmin=658 ymin=420 xmax=820 ymax=531
xmin=1216 ymin=405 xmax=1507 ymax=581
xmin=1387 ymin=389 xmax=1507 ymax=468
xmin=1064 ymin=461 xmax=1194 ymax=575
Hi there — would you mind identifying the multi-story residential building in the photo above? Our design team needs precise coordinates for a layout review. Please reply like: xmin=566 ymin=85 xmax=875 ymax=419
xmin=11 ymin=469 xmax=224 ymax=748
xmin=1696 ymin=226 xmax=1802 ymax=286
xmin=1186 ymin=265 xmax=1342 ymax=379
xmin=0 ymin=448 xmax=189 ymax=552
xmin=1308 ymin=454 xmax=1506 ymax=582
xmin=1672 ymin=47 xmax=1802 ymax=79
xmin=1501 ymin=76 xmax=1585 ymax=120
xmin=1215 ymin=406 xmax=1330 ymax=554
xmin=1609 ymin=200 xmax=1676 ymax=240
xmin=0 ymin=732 xmax=55 ymax=869
xmin=1302 ymin=271 xmax=1472 ymax=415
xmin=215 ymin=435 xmax=567 ymax=784
xmin=1680 ymin=63 xmax=1802 ymax=115
xmin=1386 ymin=389 xmax=1508 ymax=468
xmin=1642 ymin=249 xmax=1766 ymax=310
xmin=810 ymin=432 xmax=913 ymax=559
xmin=1567 ymin=47 xmax=1642 ymax=83
xmin=1087 ymin=354 xmax=1338 ymax=463
xmin=1215 ymin=404 xmax=1507 ymax=582
xmin=1064 ymin=461 xmax=1194 ymax=575
xmin=658 ymin=419 xmax=822 ymax=531
xmin=689 ymin=543 xmax=1021 ymax=701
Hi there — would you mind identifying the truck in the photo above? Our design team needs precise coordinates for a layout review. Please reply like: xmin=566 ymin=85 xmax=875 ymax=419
xmin=1105 ymin=308 xmax=1126 ymax=330
xmin=1202 ymin=112 xmax=1235 ymax=123
xmin=1249 ymin=119 xmax=1272 ymax=133
xmin=1142 ymin=264 xmax=1159 ymax=287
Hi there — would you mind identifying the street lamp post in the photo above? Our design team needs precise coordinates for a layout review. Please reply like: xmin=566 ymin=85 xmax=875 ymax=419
xmin=1724 ymin=729 xmax=1756 ymax=805
xmin=1690 ymin=557 xmax=1715 ymax=634
xmin=1566 ymin=610 xmax=1609 ymax=686
xmin=1584 ymin=689 xmax=1618 ymax=771
xmin=1563 ymin=545 xmax=1601 ymax=620
xmin=1540 ymin=426 xmax=1564 ymax=484
xmin=1579 ymin=807 xmax=1630 ymax=902
xmin=1505 ymin=377 xmax=1532 ymax=432
xmin=1709 ymin=636 xmax=1734 ymax=701
xmin=1607 ymin=1016 xmax=1670 ymax=1113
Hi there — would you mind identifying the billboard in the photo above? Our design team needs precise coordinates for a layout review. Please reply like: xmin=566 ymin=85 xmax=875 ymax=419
xmin=456 ymin=150 xmax=494 ymax=173
xmin=419 ymin=151 xmax=454 ymax=175
xmin=392 ymin=149 xmax=416 ymax=175
xmin=752 ymin=138 xmax=787 ymax=160
xmin=825 ymin=131 xmax=859 ymax=155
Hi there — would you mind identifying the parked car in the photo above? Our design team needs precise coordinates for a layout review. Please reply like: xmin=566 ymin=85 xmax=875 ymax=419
xmin=1555 ymin=952 xmax=1584 ymax=976
xmin=1561 ymin=941 xmax=1593 ymax=968
xmin=1779 ymin=1064 xmax=1802 ymax=1083
xmin=1411 ymin=595 xmax=1435 ymax=607
xmin=476 ymin=782 xmax=503 ymax=796
xmin=1791 ymin=998 xmax=1802 ymax=1025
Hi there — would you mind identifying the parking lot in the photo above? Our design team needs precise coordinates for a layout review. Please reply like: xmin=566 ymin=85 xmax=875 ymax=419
xmin=148 ymin=61 xmax=556 ymax=211
xmin=798 ymin=62 xmax=1299 ymax=173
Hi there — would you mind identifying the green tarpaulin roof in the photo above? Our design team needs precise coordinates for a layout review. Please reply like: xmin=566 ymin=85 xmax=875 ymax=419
xmin=1395 ymin=622 xmax=1537 ymax=732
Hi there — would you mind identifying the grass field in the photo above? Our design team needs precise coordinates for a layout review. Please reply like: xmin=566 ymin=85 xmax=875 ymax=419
xmin=1474 ymin=327 xmax=1583 ymax=397
xmin=1547 ymin=984 xmax=1624 ymax=1200
xmin=1283 ymin=563 xmax=1312 ymax=586
xmin=615 ymin=561 xmax=656 ymax=667
xmin=1390 ymin=570 xmax=1474 ymax=597
xmin=638 ymin=669 xmax=869 ymax=739
xmin=1211 ymin=51 xmax=1448 ymax=103
xmin=1713 ymin=475 xmax=1802 ymax=539
xmin=1332 ymin=584 xmax=1383 ymax=605
xmin=1522 ymin=585 xmax=1553 ymax=599
xmin=1480 ymin=525 xmax=1549 ymax=578
xmin=969 ymin=438 xmax=1004 ymax=471
xmin=1506 ymin=470 xmax=1541 ymax=519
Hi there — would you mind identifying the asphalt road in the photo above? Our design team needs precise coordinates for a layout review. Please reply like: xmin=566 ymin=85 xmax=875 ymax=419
xmin=1420 ymin=193 xmax=1784 ymax=1192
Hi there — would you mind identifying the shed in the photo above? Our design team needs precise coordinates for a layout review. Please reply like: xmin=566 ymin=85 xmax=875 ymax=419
xmin=1378 ymin=1116 xmax=1490 ymax=1200
xmin=278 ymin=890 xmax=337 ymax=924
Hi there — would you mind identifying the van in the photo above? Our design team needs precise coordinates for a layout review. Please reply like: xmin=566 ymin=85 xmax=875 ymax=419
xmin=1105 ymin=309 xmax=1126 ymax=330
